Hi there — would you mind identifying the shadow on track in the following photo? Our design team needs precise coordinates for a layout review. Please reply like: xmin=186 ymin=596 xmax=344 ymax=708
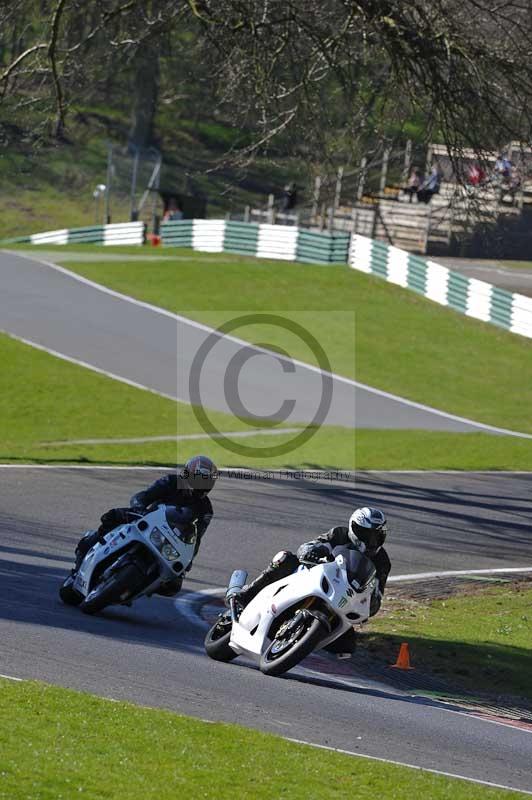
xmin=0 ymin=543 xmax=72 ymax=564
xmin=266 ymin=472 xmax=532 ymax=563
xmin=0 ymin=557 xmax=213 ymax=657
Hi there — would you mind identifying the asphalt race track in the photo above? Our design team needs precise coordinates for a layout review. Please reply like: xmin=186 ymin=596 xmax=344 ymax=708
xmin=0 ymin=248 xmax=504 ymax=433
xmin=1 ymin=247 xmax=532 ymax=791
xmin=1 ymin=467 xmax=531 ymax=792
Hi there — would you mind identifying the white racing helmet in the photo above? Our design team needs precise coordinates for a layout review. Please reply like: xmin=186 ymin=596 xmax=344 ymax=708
xmin=348 ymin=507 xmax=387 ymax=552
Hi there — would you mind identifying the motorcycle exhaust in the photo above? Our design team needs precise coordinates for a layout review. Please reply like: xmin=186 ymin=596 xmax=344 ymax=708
xmin=226 ymin=569 xmax=248 ymax=599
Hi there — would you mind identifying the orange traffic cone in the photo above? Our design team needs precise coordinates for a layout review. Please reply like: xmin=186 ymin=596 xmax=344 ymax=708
xmin=390 ymin=642 xmax=414 ymax=670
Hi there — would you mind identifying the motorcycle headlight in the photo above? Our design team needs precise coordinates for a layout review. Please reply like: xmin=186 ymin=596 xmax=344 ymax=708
xmin=150 ymin=529 xmax=164 ymax=548
xmin=162 ymin=542 xmax=179 ymax=561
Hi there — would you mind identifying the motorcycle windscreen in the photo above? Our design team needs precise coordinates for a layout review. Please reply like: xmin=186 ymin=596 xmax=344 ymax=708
xmin=164 ymin=506 xmax=197 ymax=544
xmin=345 ymin=550 xmax=376 ymax=591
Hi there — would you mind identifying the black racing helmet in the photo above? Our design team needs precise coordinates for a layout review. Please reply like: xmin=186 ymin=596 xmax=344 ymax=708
xmin=183 ymin=455 xmax=218 ymax=496
xmin=348 ymin=507 xmax=387 ymax=553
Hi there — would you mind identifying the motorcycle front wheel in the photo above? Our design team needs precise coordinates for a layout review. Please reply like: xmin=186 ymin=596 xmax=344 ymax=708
xmin=80 ymin=563 xmax=146 ymax=615
xmin=59 ymin=574 xmax=83 ymax=606
xmin=204 ymin=613 xmax=238 ymax=662
xmin=260 ymin=610 xmax=325 ymax=677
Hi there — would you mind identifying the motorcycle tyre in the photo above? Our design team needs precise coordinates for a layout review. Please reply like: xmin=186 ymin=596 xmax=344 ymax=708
xmin=204 ymin=616 xmax=238 ymax=662
xmin=260 ymin=613 xmax=325 ymax=677
xmin=59 ymin=574 xmax=83 ymax=606
xmin=80 ymin=563 xmax=146 ymax=615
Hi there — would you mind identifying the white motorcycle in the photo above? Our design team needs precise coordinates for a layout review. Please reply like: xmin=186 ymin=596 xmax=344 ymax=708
xmin=59 ymin=505 xmax=197 ymax=615
xmin=204 ymin=551 xmax=377 ymax=676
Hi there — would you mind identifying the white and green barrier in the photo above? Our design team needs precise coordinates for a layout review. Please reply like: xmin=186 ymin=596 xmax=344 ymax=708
xmin=6 ymin=221 xmax=145 ymax=246
xmin=349 ymin=234 xmax=532 ymax=339
xmin=160 ymin=220 xmax=532 ymax=339
xmin=160 ymin=219 xmax=350 ymax=264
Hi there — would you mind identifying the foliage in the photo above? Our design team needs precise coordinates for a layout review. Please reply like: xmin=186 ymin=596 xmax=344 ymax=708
xmin=2 ymin=1 xmax=532 ymax=174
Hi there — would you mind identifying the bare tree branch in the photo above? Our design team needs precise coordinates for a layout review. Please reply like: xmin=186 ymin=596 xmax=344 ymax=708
xmin=0 ymin=44 xmax=48 ymax=84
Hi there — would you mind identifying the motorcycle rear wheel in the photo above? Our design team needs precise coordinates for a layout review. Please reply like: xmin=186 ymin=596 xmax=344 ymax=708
xmin=80 ymin=563 xmax=146 ymax=615
xmin=260 ymin=611 xmax=325 ymax=677
xmin=204 ymin=614 xmax=238 ymax=662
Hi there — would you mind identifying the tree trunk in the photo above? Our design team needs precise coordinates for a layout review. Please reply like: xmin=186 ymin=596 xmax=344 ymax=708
xmin=129 ymin=37 xmax=160 ymax=149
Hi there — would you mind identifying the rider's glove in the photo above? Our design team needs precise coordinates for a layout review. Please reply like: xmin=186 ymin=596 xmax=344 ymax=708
xmin=298 ymin=543 xmax=330 ymax=563
xmin=100 ymin=507 xmax=127 ymax=528
xmin=129 ymin=492 xmax=147 ymax=512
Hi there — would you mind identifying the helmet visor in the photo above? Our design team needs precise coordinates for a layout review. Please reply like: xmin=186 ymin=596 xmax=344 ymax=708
xmin=184 ymin=456 xmax=218 ymax=495
xmin=351 ymin=522 xmax=387 ymax=551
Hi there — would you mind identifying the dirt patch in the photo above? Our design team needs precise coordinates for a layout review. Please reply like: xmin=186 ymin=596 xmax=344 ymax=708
xmin=388 ymin=573 xmax=532 ymax=604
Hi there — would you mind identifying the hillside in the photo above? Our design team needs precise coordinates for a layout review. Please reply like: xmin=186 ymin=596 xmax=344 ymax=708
xmin=0 ymin=108 xmax=306 ymax=239
xmin=29 ymin=245 xmax=532 ymax=434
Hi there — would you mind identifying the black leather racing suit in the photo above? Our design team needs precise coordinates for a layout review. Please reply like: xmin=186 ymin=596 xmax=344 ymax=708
xmin=298 ymin=525 xmax=391 ymax=611
xmin=238 ymin=525 xmax=391 ymax=653
xmin=74 ymin=473 xmax=213 ymax=595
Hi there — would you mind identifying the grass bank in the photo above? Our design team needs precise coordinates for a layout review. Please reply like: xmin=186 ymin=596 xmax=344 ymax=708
xmin=0 ymin=678 xmax=524 ymax=800
xmin=36 ymin=246 xmax=532 ymax=435
xmin=368 ymin=583 xmax=532 ymax=702
xmin=1 ymin=332 xmax=531 ymax=470
xmin=17 ymin=430 xmax=532 ymax=471
xmin=0 ymin=331 xmax=257 ymax=465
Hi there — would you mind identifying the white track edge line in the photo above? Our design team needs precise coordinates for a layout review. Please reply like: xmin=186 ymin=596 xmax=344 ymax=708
xmin=0 ymin=464 xmax=532 ymax=478
xmin=177 ymin=568 xmax=532 ymax=617
xmin=285 ymin=738 xmax=532 ymax=795
xmin=41 ymin=428 xmax=304 ymax=447
xmin=0 ymin=673 xmax=23 ymax=681
xmin=390 ymin=567 xmax=532 ymax=581
xmin=6 ymin=249 xmax=532 ymax=440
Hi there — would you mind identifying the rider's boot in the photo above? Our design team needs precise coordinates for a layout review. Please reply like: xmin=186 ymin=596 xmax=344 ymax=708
xmin=324 ymin=627 xmax=358 ymax=656
xmin=155 ymin=576 xmax=183 ymax=597
xmin=235 ymin=550 xmax=299 ymax=607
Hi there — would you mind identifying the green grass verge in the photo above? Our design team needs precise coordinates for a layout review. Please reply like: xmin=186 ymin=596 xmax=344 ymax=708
xmin=501 ymin=261 xmax=532 ymax=270
xmin=0 ymin=678 xmax=524 ymax=799
xmin=0 ymin=144 xmax=130 ymax=239
xmin=3 ymin=243 xmax=192 ymax=256
xmin=0 ymin=332 xmax=260 ymax=462
xmin=1 ymin=331 xmax=531 ymax=469
xmin=34 ymin=246 xmax=532 ymax=435
xmin=367 ymin=584 xmax=532 ymax=701
xmin=16 ymin=430 xmax=532 ymax=471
